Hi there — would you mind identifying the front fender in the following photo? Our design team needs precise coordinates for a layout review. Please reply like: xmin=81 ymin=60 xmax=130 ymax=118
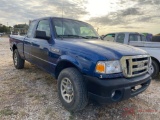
xmin=56 ymin=55 xmax=83 ymax=71
xmin=55 ymin=54 xmax=95 ymax=76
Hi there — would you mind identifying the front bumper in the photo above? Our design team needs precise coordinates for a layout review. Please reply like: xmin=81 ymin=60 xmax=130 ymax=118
xmin=84 ymin=73 xmax=151 ymax=104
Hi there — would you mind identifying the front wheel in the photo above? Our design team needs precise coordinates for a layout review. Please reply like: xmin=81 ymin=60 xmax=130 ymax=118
xmin=58 ymin=67 xmax=88 ymax=112
xmin=149 ymin=59 xmax=159 ymax=79
xmin=13 ymin=49 xmax=25 ymax=69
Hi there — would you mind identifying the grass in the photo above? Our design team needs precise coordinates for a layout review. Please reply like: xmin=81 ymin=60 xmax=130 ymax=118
xmin=34 ymin=94 xmax=47 ymax=100
xmin=45 ymin=107 xmax=52 ymax=115
xmin=19 ymin=110 xmax=28 ymax=117
xmin=69 ymin=112 xmax=75 ymax=120
xmin=28 ymin=94 xmax=34 ymax=98
xmin=28 ymin=94 xmax=47 ymax=100
xmin=45 ymin=75 xmax=55 ymax=86
xmin=0 ymin=108 xmax=17 ymax=116
xmin=16 ymin=87 xmax=27 ymax=94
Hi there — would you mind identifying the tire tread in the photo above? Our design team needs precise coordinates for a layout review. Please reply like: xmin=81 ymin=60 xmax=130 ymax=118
xmin=58 ymin=67 xmax=88 ymax=112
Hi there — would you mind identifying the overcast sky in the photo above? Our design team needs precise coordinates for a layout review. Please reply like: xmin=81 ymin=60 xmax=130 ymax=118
xmin=0 ymin=0 xmax=160 ymax=35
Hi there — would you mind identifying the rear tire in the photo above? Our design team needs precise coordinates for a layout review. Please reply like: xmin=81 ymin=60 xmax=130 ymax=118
xmin=13 ymin=49 xmax=25 ymax=69
xmin=149 ymin=59 xmax=159 ymax=79
xmin=58 ymin=67 xmax=88 ymax=112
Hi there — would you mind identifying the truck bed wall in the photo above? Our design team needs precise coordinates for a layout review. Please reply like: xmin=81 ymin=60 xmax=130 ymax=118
xmin=10 ymin=35 xmax=25 ymax=59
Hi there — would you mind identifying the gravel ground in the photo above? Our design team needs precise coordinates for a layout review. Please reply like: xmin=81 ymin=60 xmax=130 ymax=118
xmin=0 ymin=37 xmax=160 ymax=120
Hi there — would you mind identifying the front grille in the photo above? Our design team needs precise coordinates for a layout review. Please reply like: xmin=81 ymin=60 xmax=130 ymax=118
xmin=120 ymin=55 xmax=150 ymax=78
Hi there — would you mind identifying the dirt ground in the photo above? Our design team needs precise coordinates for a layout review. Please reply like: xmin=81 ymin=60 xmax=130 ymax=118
xmin=0 ymin=37 xmax=160 ymax=120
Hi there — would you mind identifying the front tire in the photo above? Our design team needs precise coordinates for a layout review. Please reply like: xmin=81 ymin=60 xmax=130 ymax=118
xmin=149 ymin=59 xmax=159 ymax=79
xmin=58 ymin=67 xmax=88 ymax=112
xmin=13 ymin=49 xmax=25 ymax=69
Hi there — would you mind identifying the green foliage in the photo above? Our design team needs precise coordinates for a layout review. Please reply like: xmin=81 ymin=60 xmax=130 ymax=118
xmin=0 ymin=108 xmax=18 ymax=116
xmin=0 ymin=23 xmax=11 ymax=33
xmin=14 ymin=24 xmax=29 ymax=29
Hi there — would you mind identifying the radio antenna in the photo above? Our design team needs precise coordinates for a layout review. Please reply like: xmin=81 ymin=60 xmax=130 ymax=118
xmin=62 ymin=0 xmax=64 ymax=18
xmin=61 ymin=0 xmax=64 ymax=40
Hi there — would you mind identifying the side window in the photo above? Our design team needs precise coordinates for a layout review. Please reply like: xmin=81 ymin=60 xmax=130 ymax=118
xmin=36 ymin=20 xmax=51 ymax=37
xmin=129 ymin=34 xmax=138 ymax=41
xmin=103 ymin=34 xmax=115 ymax=42
xmin=116 ymin=33 xmax=125 ymax=43
xmin=27 ymin=21 xmax=37 ymax=38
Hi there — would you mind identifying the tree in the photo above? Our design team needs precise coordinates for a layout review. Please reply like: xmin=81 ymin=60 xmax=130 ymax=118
xmin=13 ymin=24 xmax=29 ymax=29
xmin=13 ymin=23 xmax=29 ymax=34
xmin=0 ymin=23 xmax=11 ymax=33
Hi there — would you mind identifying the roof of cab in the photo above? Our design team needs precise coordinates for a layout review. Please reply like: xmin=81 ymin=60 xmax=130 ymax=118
xmin=30 ymin=17 xmax=85 ymax=23
xmin=105 ymin=32 xmax=140 ymax=35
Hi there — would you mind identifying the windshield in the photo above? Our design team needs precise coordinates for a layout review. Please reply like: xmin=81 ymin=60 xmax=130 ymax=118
xmin=52 ymin=18 xmax=99 ymax=39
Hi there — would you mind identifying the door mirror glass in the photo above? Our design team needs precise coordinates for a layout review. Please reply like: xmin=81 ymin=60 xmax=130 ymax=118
xmin=35 ymin=30 xmax=50 ymax=40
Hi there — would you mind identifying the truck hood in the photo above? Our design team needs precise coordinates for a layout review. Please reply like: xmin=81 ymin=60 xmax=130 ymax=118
xmin=87 ymin=40 xmax=147 ymax=53
xmin=56 ymin=39 xmax=148 ymax=60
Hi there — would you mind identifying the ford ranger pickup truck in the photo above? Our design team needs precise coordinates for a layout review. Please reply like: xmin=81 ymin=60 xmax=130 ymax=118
xmin=102 ymin=32 xmax=160 ymax=79
xmin=10 ymin=17 xmax=151 ymax=112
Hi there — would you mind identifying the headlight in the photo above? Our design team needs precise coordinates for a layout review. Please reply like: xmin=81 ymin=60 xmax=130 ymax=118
xmin=95 ymin=60 xmax=122 ymax=74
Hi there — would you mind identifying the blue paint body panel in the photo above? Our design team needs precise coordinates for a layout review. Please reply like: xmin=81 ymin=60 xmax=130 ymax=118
xmin=9 ymin=17 xmax=151 ymax=104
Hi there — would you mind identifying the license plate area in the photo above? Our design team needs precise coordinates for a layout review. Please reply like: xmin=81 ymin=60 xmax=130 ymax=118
xmin=131 ymin=85 xmax=142 ymax=92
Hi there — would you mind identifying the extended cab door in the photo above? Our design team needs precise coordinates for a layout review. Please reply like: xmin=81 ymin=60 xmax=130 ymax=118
xmin=30 ymin=19 xmax=52 ymax=71
xmin=24 ymin=20 xmax=37 ymax=61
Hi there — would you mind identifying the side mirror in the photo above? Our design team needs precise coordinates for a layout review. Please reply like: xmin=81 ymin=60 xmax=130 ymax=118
xmin=35 ymin=30 xmax=50 ymax=40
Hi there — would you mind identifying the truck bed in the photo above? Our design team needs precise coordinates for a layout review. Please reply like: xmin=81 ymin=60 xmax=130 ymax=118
xmin=10 ymin=35 xmax=26 ymax=59
xmin=130 ymin=41 xmax=160 ymax=48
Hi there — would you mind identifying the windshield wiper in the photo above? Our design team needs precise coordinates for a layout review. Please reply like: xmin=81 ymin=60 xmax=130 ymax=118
xmin=57 ymin=35 xmax=89 ymax=39
xmin=85 ymin=36 xmax=99 ymax=39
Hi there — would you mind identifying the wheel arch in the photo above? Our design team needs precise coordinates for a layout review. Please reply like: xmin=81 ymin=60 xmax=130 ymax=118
xmin=55 ymin=56 xmax=83 ymax=79
xmin=12 ymin=44 xmax=17 ymax=51
xmin=151 ymin=56 xmax=160 ymax=70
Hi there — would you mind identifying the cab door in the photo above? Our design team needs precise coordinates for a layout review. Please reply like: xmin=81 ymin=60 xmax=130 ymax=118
xmin=31 ymin=19 xmax=52 ymax=71
xmin=24 ymin=20 xmax=37 ymax=61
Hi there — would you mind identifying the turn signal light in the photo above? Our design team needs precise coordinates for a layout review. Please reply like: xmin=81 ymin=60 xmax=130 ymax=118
xmin=96 ymin=62 xmax=105 ymax=73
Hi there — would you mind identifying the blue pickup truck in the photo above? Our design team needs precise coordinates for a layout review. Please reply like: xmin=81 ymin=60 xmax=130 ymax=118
xmin=9 ymin=17 xmax=151 ymax=112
